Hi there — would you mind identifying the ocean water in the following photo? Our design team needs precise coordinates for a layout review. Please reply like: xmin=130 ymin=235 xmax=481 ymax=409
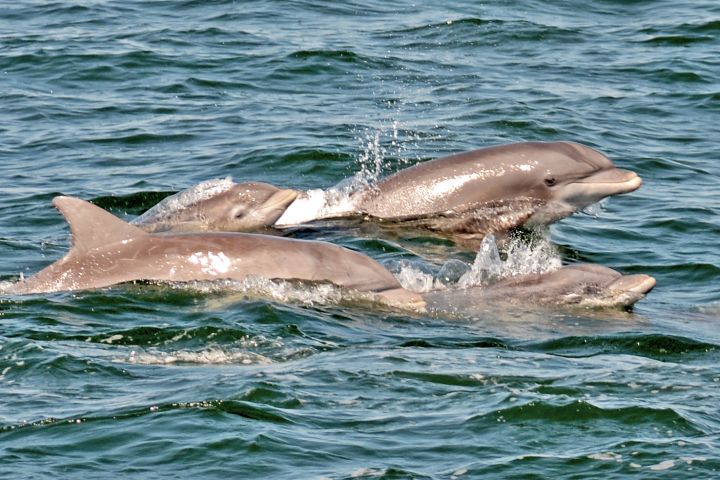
xmin=1 ymin=0 xmax=719 ymax=478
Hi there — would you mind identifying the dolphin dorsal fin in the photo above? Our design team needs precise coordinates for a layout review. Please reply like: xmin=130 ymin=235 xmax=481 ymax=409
xmin=53 ymin=196 xmax=148 ymax=252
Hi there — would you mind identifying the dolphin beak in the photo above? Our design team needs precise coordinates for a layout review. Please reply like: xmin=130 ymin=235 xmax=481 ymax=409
xmin=266 ymin=188 xmax=299 ymax=209
xmin=576 ymin=168 xmax=642 ymax=195
xmin=608 ymin=274 xmax=656 ymax=295
xmin=253 ymin=188 xmax=299 ymax=226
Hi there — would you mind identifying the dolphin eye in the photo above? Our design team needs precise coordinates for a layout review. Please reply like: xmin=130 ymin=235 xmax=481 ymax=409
xmin=544 ymin=177 xmax=557 ymax=187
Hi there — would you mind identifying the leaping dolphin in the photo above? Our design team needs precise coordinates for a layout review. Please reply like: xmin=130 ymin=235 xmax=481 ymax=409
xmin=5 ymin=197 xmax=654 ymax=311
xmin=132 ymin=142 xmax=641 ymax=239
xmin=346 ymin=141 xmax=642 ymax=236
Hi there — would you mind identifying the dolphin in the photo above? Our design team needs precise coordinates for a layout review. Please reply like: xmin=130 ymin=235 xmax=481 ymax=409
xmin=132 ymin=142 xmax=641 ymax=239
xmin=7 ymin=196 xmax=420 ymax=307
xmin=348 ymin=141 xmax=642 ymax=237
xmin=133 ymin=181 xmax=298 ymax=233
xmin=5 ymin=197 xmax=655 ymax=311
xmin=423 ymin=263 xmax=656 ymax=312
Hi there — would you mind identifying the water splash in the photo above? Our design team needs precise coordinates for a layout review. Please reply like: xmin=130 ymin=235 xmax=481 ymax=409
xmin=165 ymin=276 xmax=348 ymax=308
xmin=124 ymin=347 xmax=273 ymax=365
xmin=389 ymin=260 xmax=438 ymax=293
xmin=390 ymin=234 xmax=561 ymax=293
xmin=457 ymin=234 xmax=561 ymax=288
xmin=276 ymin=122 xmax=414 ymax=226
xmin=274 ymin=183 xmax=361 ymax=226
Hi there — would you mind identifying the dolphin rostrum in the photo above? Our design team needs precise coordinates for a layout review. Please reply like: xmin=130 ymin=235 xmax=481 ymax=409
xmin=6 ymin=197 xmax=655 ymax=311
xmin=132 ymin=142 xmax=642 ymax=239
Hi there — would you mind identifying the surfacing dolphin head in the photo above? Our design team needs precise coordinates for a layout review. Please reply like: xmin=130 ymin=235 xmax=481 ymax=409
xmin=423 ymin=263 xmax=656 ymax=312
xmin=134 ymin=181 xmax=299 ymax=233
xmin=521 ymin=142 xmax=642 ymax=227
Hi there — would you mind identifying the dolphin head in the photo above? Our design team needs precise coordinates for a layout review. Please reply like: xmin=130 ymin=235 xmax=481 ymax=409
xmin=526 ymin=263 xmax=656 ymax=308
xmin=522 ymin=142 xmax=642 ymax=227
xmin=422 ymin=263 xmax=655 ymax=312
xmin=217 ymin=182 xmax=299 ymax=231
xmin=134 ymin=181 xmax=299 ymax=233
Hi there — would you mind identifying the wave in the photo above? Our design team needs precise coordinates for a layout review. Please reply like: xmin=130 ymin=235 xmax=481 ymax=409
xmin=528 ymin=333 xmax=718 ymax=360
xmin=478 ymin=399 xmax=701 ymax=433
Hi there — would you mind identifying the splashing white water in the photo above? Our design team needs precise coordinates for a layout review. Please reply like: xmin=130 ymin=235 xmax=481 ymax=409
xmin=163 ymin=276 xmax=350 ymax=308
xmin=132 ymin=177 xmax=234 ymax=224
xmin=391 ymin=234 xmax=562 ymax=293
xmin=276 ymin=123 xmax=416 ymax=227
xmin=124 ymin=347 xmax=273 ymax=365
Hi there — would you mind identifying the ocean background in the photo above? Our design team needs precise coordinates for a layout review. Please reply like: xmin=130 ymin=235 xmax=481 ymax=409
xmin=1 ymin=0 xmax=719 ymax=478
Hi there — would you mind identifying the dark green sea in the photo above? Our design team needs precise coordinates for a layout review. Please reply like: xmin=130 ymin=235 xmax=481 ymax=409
xmin=1 ymin=1 xmax=719 ymax=478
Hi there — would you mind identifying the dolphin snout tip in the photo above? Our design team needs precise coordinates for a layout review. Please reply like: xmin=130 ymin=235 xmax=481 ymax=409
xmin=577 ymin=168 xmax=643 ymax=195
xmin=623 ymin=170 xmax=642 ymax=193
xmin=609 ymin=274 xmax=656 ymax=295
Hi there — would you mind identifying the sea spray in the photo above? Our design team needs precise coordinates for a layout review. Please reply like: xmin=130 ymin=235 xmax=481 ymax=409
xmin=277 ymin=122 xmax=422 ymax=226
xmin=390 ymin=234 xmax=562 ymax=293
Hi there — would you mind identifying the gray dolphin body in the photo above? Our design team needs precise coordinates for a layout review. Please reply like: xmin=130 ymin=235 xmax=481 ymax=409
xmin=133 ymin=142 xmax=641 ymax=238
xmin=133 ymin=181 xmax=298 ymax=233
xmin=6 ymin=197 xmax=654 ymax=310
xmin=349 ymin=141 xmax=641 ymax=236
xmin=8 ymin=197 xmax=418 ymax=307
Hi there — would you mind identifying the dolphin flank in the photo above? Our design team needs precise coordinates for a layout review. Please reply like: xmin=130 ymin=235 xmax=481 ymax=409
xmin=351 ymin=141 xmax=642 ymax=235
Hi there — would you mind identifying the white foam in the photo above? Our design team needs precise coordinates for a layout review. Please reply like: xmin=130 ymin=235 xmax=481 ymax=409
xmin=388 ymin=234 xmax=562 ymax=293
xmin=163 ymin=276 xmax=351 ymax=308
xmin=588 ymin=452 xmax=623 ymax=461
xmin=276 ymin=124 xmax=413 ymax=227
xmin=392 ymin=261 xmax=439 ymax=293
xmin=124 ymin=346 xmax=273 ymax=365
xmin=457 ymin=234 xmax=561 ymax=288
xmin=648 ymin=460 xmax=675 ymax=471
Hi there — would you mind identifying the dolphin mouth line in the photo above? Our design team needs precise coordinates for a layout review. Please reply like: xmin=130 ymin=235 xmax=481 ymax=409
xmin=609 ymin=274 xmax=656 ymax=295
xmin=575 ymin=168 xmax=642 ymax=194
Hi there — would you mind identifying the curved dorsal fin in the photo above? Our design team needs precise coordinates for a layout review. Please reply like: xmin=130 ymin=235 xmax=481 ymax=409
xmin=53 ymin=196 xmax=148 ymax=252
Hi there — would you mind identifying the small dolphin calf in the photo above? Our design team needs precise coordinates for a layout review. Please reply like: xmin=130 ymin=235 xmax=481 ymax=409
xmin=133 ymin=181 xmax=298 ymax=233
xmin=6 ymin=197 xmax=654 ymax=311
xmin=133 ymin=142 xmax=641 ymax=239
